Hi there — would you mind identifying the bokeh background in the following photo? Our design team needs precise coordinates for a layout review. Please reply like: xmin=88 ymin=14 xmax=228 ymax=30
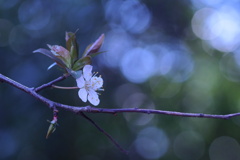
xmin=1 ymin=0 xmax=240 ymax=159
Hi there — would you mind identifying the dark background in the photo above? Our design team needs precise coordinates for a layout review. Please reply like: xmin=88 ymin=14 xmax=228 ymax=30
xmin=1 ymin=0 xmax=240 ymax=159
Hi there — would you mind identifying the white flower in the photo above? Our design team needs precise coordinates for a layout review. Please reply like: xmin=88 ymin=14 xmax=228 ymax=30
xmin=76 ymin=65 xmax=103 ymax=106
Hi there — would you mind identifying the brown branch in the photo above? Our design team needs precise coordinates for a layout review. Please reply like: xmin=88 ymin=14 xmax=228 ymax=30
xmin=35 ymin=73 xmax=70 ymax=92
xmin=84 ymin=107 xmax=240 ymax=119
xmin=1 ymin=73 xmax=240 ymax=120
xmin=2 ymin=72 xmax=240 ymax=154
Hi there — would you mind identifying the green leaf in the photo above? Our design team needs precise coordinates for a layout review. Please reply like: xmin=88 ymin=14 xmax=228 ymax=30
xmin=72 ymin=56 xmax=91 ymax=71
xmin=65 ymin=32 xmax=75 ymax=50
xmin=47 ymin=44 xmax=72 ymax=68
xmin=82 ymin=44 xmax=92 ymax=57
xmin=69 ymin=45 xmax=78 ymax=65
xmin=33 ymin=48 xmax=67 ymax=69
xmin=33 ymin=48 xmax=55 ymax=59
xmin=82 ymin=33 xmax=105 ymax=57
xmin=65 ymin=32 xmax=78 ymax=62
xmin=89 ymin=51 xmax=106 ymax=58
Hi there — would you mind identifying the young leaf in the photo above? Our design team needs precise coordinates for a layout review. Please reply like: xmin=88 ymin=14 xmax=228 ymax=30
xmin=47 ymin=45 xmax=72 ymax=68
xmin=65 ymin=32 xmax=75 ymax=50
xmin=33 ymin=48 xmax=67 ymax=69
xmin=69 ymin=45 xmax=78 ymax=65
xmin=33 ymin=48 xmax=56 ymax=59
xmin=72 ymin=56 xmax=91 ymax=71
xmin=66 ymin=32 xmax=78 ymax=62
xmin=89 ymin=51 xmax=106 ymax=58
xmin=82 ymin=34 xmax=105 ymax=57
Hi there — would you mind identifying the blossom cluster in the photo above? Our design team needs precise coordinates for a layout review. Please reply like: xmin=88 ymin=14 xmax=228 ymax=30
xmin=34 ymin=32 xmax=105 ymax=106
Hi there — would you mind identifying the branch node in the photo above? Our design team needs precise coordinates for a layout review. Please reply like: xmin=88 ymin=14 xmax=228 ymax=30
xmin=224 ymin=117 xmax=230 ymax=120
xmin=49 ymin=103 xmax=56 ymax=110
xmin=199 ymin=113 xmax=204 ymax=117
xmin=84 ymin=105 xmax=93 ymax=112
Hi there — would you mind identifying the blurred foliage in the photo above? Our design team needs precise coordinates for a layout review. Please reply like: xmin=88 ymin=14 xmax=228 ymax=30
xmin=1 ymin=0 xmax=240 ymax=160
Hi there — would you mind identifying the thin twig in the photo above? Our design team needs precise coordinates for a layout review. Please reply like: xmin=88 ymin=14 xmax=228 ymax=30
xmin=35 ymin=73 xmax=70 ymax=92
xmin=79 ymin=112 xmax=129 ymax=154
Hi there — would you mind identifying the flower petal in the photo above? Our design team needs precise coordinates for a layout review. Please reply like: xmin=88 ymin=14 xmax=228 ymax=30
xmin=83 ymin=65 xmax=92 ymax=81
xmin=78 ymin=88 xmax=88 ymax=102
xmin=91 ymin=76 xmax=103 ymax=90
xmin=87 ymin=89 xmax=100 ymax=106
xmin=76 ymin=76 xmax=85 ymax=88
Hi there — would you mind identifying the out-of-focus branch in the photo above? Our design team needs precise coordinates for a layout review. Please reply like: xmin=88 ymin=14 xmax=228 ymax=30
xmin=1 ymin=73 xmax=240 ymax=120
xmin=80 ymin=112 xmax=129 ymax=154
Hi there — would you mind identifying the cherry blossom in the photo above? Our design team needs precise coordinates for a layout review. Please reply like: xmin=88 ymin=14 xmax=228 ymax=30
xmin=76 ymin=65 xmax=103 ymax=106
